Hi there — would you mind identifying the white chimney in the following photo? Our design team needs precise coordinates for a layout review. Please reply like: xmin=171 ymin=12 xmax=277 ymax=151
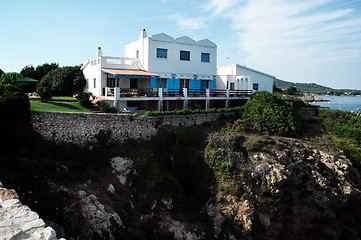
xmin=140 ymin=28 xmax=147 ymax=39
xmin=97 ymin=47 xmax=102 ymax=57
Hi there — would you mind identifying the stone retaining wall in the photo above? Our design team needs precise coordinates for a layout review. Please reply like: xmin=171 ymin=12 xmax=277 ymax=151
xmin=0 ymin=182 xmax=64 ymax=240
xmin=31 ymin=111 xmax=235 ymax=145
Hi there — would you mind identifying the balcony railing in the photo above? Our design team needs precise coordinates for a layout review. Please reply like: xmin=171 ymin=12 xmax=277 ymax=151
xmin=104 ymin=87 xmax=253 ymax=99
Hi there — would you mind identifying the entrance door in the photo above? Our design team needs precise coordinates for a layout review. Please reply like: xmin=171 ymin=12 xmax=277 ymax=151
xmin=130 ymin=78 xmax=138 ymax=89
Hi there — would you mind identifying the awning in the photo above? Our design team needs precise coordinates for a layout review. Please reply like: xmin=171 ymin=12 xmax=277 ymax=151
xmin=102 ymin=68 xmax=159 ymax=78
xmin=15 ymin=77 xmax=39 ymax=82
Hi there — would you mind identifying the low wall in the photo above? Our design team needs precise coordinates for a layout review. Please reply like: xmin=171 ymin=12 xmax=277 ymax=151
xmin=31 ymin=111 xmax=235 ymax=145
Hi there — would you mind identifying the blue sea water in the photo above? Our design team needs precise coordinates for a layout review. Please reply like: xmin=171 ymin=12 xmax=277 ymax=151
xmin=310 ymin=95 xmax=361 ymax=112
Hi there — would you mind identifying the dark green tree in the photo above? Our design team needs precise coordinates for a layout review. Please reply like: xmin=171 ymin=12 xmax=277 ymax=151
xmin=0 ymin=69 xmax=4 ymax=77
xmin=50 ymin=66 xmax=85 ymax=96
xmin=20 ymin=65 xmax=38 ymax=79
xmin=35 ymin=63 xmax=59 ymax=80
xmin=36 ymin=72 xmax=54 ymax=102
xmin=0 ymin=72 xmax=23 ymax=84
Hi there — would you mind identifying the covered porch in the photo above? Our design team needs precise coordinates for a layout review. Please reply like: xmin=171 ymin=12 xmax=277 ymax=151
xmin=101 ymin=68 xmax=159 ymax=97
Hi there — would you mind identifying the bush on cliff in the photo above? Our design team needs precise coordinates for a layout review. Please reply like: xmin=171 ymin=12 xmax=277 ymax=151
xmin=236 ymin=91 xmax=302 ymax=136
xmin=319 ymin=110 xmax=361 ymax=165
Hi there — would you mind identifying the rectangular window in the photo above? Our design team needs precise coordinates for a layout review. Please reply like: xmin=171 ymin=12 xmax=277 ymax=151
xmin=253 ymin=83 xmax=259 ymax=91
xmin=201 ymin=53 xmax=210 ymax=62
xmin=136 ymin=50 xmax=139 ymax=59
xmin=180 ymin=50 xmax=190 ymax=61
xmin=98 ymin=59 xmax=100 ymax=64
xmin=230 ymin=83 xmax=235 ymax=90
xmin=156 ymin=48 xmax=167 ymax=58
xmin=93 ymin=78 xmax=96 ymax=88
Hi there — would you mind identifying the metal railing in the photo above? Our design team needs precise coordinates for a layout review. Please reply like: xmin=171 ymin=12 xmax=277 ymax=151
xmin=104 ymin=87 xmax=253 ymax=99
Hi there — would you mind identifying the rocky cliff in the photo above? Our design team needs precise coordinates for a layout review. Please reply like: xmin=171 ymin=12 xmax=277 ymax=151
xmin=2 ymin=120 xmax=361 ymax=239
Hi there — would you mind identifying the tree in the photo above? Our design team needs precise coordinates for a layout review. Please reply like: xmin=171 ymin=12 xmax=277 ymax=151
xmin=20 ymin=65 xmax=37 ymax=79
xmin=50 ymin=66 xmax=85 ymax=96
xmin=37 ymin=72 xmax=53 ymax=102
xmin=0 ymin=72 xmax=23 ymax=84
xmin=0 ymin=69 xmax=4 ymax=77
xmin=35 ymin=63 xmax=59 ymax=80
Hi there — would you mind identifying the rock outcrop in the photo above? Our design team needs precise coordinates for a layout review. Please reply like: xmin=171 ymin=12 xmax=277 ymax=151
xmin=0 ymin=187 xmax=64 ymax=240
xmin=209 ymin=136 xmax=361 ymax=239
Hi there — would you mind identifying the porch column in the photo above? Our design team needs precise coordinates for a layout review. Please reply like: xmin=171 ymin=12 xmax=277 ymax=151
xmin=183 ymin=88 xmax=188 ymax=109
xmin=225 ymin=89 xmax=230 ymax=108
xmin=206 ymin=88 xmax=210 ymax=110
xmin=158 ymin=88 xmax=164 ymax=111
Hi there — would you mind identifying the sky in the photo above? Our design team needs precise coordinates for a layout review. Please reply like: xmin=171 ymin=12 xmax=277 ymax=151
xmin=1 ymin=0 xmax=361 ymax=89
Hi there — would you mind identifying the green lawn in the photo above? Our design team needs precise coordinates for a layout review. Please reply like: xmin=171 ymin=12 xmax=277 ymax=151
xmin=51 ymin=96 xmax=77 ymax=101
xmin=30 ymin=101 xmax=91 ymax=113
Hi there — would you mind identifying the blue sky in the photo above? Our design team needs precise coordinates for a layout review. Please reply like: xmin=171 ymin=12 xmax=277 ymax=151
xmin=1 ymin=0 xmax=361 ymax=89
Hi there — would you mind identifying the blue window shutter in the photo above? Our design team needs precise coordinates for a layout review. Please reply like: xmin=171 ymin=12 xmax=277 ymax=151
xmin=210 ymin=80 xmax=215 ymax=90
xmin=190 ymin=79 xmax=196 ymax=89
xmin=196 ymin=80 xmax=201 ymax=89
xmin=150 ymin=77 xmax=157 ymax=88
xmin=168 ymin=79 xmax=174 ymax=89
xmin=174 ymin=79 xmax=180 ymax=89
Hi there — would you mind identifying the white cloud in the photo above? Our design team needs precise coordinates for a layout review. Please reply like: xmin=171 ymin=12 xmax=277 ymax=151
xmin=169 ymin=14 xmax=207 ymax=31
xmin=205 ymin=0 xmax=361 ymax=87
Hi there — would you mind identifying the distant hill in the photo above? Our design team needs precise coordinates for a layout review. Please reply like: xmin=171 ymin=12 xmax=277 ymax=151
xmin=274 ymin=79 xmax=361 ymax=95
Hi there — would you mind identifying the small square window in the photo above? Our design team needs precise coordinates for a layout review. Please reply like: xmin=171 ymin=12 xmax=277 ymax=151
xmin=180 ymin=50 xmax=190 ymax=61
xmin=201 ymin=53 xmax=210 ymax=62
xmin=157 ymin=48 xmax=167 ymax=58
xmin=253 ymin=83 xmax=259 ymax=91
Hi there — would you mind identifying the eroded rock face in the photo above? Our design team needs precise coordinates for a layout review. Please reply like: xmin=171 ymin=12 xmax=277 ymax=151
xmin=110 ymin=157 xmax=136 ymax=186
xmin=209 ymin=136 xmax=361 ymax=240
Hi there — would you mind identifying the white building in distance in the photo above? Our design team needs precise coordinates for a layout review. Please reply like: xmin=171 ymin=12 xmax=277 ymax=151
xmin=216 ymin=64 xmax=274 ymax=94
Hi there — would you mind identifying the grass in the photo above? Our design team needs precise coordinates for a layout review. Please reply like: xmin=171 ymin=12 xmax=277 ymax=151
xmin=30 ymin=101 xmax=91 ymax=113
xmin=51 ymin=96 xmax=77 ymax=101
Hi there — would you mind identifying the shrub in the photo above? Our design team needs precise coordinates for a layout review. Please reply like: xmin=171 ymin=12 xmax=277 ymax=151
xmin=77 ymin=92 xmax=93 ymax=108
xmin=37 ymin=73 xmax=53 ymax=102
xmin=97 ymin=100 xmax=117 ymax=113
xmin=0 ymin=83 xmax=30 ymax=121
xmin=238 ymin=91 xmax=302 ymax=136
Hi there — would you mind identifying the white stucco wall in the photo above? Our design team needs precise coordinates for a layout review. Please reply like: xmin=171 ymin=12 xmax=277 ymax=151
xmin=125 ymin=33 xmax=217 ymax=79
xmin=216 ymin=64 xmax=274 ymax=93
xmin=82 ymin=57 xmax=102 ymax=97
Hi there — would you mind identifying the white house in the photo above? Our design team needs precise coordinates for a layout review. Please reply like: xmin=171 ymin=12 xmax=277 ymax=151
xmin=81 ymin=29 xmax=274 ymax=111
xmin=216 ymin=64 xmax=274 ymax=94
xmin=124 ymin=29 xmax=217 ymax=92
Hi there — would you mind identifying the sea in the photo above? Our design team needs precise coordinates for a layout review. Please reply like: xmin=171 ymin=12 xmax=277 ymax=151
xmin=310 ymin=95 xmax=361 ymax=112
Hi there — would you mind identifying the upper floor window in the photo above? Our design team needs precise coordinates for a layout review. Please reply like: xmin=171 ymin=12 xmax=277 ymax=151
xmin=157 ymin=48 xmax=167 ymax=58
xmin=136 ymin=50 xmax=139 ymax=59
xmin=180 ymin=50 xmax=190 ymax=61
xmin=201 ymin=53 xmax=210 ymax=62
xmin=94 ymin=78 xmax=96 ymax=88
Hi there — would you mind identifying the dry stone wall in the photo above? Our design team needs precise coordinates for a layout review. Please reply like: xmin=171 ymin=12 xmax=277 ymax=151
xmin=31 ymin=111 xmax=234 ymax=145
